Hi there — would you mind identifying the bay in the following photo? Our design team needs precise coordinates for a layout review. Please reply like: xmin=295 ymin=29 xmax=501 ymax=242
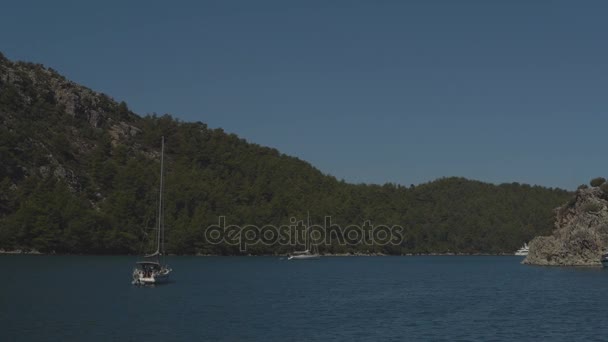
xmin=2 ymin=256 xmax=608 ymax=341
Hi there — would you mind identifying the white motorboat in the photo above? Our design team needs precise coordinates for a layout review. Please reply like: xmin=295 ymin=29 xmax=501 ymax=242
xmin=601 ymin=252 xmax=608 ymax=268
xmin=514 ymin=243 xmax=529 ymax=256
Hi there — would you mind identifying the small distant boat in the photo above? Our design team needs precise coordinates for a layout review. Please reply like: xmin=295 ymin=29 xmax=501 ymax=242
xmin=514 ymin=243 xmax=529 ymax=256
xmin=132 ymin=136 xmax=172 ymax=285
xmin=288 ymin=212 xmax=320 ymax=261
xmin=288 ymin=249 xmax=320 ymax=260
xmin=601 ymin=252 xmax=608 ymax=268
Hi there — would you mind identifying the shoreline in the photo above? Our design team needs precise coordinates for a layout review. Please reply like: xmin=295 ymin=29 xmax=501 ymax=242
xmin=0 ymin=249 xmax=42 ymax=255
xmin=0 ymin=249 xmax=521 ymax=257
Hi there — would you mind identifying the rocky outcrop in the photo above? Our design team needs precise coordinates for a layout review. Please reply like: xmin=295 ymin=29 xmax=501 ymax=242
xmin=108 ymin=121 xmax=141 ymax=145
xmin=0 ymin=55 xmax=141 ymax=191
xmin=0 ymin=57 xmax=136 ymax=129
xmin=523 ymin=187 xmax=608 ymax=266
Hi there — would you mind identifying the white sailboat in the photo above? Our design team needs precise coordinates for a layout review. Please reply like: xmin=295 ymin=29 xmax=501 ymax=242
xmin=132 ymin=136 xmax=172 ymax=285
xmin=288 ymin=212 xmax=320 ymax=260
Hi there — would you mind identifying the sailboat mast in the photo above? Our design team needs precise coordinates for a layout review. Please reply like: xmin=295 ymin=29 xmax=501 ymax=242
xmin=156 ymin=136 xmax=164 ymax=256
xmin=307 ymin=211 xmax=310 ymax=251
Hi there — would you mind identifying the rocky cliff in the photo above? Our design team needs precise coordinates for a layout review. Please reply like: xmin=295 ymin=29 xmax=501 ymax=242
xmin=0 ymin=53 xmax=142 ymax=192
xmin=523 ymin=186 xmax=608 ymax=266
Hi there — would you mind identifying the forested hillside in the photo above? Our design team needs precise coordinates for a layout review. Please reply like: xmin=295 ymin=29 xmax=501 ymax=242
xmin=0 ymin=52 xmax=571 ymax=255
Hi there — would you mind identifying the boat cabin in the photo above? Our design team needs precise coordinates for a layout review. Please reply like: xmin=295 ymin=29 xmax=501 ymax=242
xmin=135 ymin=261 xmax=162 ymax=276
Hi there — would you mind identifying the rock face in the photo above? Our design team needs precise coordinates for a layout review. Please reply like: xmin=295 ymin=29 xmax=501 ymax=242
xmin=523 ymin=187 xmax=608 ymax=266
xmin=0 ymin=54 xmax=141 ymax=190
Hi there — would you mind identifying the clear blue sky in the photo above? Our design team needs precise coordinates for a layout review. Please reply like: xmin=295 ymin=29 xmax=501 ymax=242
xmin=2 ymin=0 xmax=607 ymax=190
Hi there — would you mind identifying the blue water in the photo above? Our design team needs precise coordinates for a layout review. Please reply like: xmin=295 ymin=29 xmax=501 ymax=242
xmin=2 ymin=256 xmax=608 ymax=341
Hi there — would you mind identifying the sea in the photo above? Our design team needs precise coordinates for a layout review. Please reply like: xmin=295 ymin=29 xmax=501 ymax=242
xmin=2 ymin=255 xmax=608 ymax=341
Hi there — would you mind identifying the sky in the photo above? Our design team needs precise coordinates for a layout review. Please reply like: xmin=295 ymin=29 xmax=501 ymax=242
xmin=1 ymin=0 xmax=607 ymax=190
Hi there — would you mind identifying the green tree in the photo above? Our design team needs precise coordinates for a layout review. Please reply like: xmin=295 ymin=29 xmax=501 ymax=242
xmin=590 ymin=177 xmax=606 ymax=187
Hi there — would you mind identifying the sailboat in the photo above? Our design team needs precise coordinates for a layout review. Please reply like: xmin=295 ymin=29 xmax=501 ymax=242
xmin=288 ymin=212 xmax=320 ymax=260
xmin=132 ymin=136 xmax=172 ymax=285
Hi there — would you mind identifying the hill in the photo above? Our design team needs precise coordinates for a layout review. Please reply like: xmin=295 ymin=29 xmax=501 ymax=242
xmin=0 ymin=52 xmax=571 ymax=255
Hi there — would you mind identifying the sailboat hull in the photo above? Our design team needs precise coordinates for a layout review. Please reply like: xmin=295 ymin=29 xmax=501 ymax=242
xmin=133 ymin=268 xmax=172 ymax=285
xmin=288 ymin=254 xmax=320 ymax=260
xmin=139 ymin=274 xmax=170 ymax=284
